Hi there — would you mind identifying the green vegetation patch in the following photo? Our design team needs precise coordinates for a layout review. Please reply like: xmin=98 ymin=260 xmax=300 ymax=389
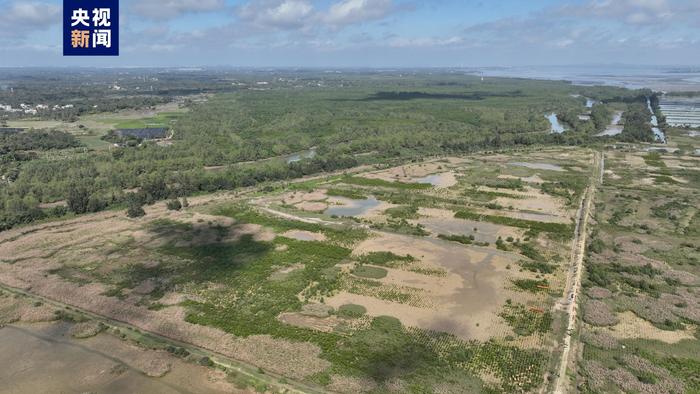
xmin=341 ymin=176 xmax=432 ymax=190
xmin=473 ymin=178 xmax=525 ymax=191
xmin=352 ymin=265 xmax=388 ymax=279
xmin=653 ymin=175 xmax=680 ymax=185
xmin=516 ymin=242 xmax=544 ymax=260
xmin=499 ymin=303 xmax=553 ymax=337
xmin=342 ymin=277 xmax=426 ymax=306
xmin=325 ymin=188 xmax=367 ymax=200
xmin=357 ymin=251 xmax=415 ymax=267
xmin=518 ymin=260 xmax=557 ymax=274
xmin=512 ymin=279 xmax=550 ymax=293
xmin=462 ymin=187 xmax=524 ymax=202
xmin=454 ymin=209 xmax=573 ymax=238
xmin=643 ymin=245 xmax=699 ymax=271
xmin=539 ymin=172 xmax=589 ymax=205
xmin=213 ymin=204 xmax=368 ymax=246
xmin=438 ymin=233 xmax=481 ymax=246
xmin=643 ymin=152 xmax=667 ymax=168
xmin=371 ymin=218 xmax=429 ymax=236
xmin=385 ymin=205 xmax=419 ymax=219
xmin=337 ymin=304 xmax=367 ymax=318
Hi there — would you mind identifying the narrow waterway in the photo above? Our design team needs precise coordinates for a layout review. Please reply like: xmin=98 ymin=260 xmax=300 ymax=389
xmin=647 ymin=97 xmax=666 ymax=143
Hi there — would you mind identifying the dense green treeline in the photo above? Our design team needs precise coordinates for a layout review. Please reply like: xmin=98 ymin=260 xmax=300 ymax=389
xmin=0 ymin=72 xmax=656 ymax=230
xmin=0 ymin=130 xmax=81 ymax=152
xmin=590 ymin=104 xmax=613 ymax=132
xmin=620 ymin=103 xmax=655 ymax=142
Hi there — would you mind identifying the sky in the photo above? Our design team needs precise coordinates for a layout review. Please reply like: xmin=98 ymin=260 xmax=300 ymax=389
xmin=1 ymin=0 xmax=700 ymax=67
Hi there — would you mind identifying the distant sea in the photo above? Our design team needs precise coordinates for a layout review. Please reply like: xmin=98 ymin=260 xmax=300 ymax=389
xmin=466 ymin=65 xmax=700 ymax=92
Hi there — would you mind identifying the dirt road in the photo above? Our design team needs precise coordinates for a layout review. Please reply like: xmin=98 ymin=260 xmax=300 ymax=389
xmin=552 ymin=151 xmax=602 ymax=393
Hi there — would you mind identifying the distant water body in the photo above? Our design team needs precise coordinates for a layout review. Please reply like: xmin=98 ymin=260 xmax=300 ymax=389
xmin=546 ymin=113 xmax=566 ymax=133
xmin=473 ymin=65 xmax=700 ymax=92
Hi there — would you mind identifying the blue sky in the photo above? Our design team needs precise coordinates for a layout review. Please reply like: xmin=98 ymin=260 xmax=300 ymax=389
xmin=1 ymin=0 xmax=699 ymax=67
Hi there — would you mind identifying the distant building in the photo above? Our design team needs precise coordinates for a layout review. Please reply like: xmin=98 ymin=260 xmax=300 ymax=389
xmin=115 ymin=127 xmax=169 ymax=139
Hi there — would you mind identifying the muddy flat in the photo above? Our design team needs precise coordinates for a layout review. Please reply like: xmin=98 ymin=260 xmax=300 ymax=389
xmin=325 ymin=232 xmax=526 ymax=341
xmin=0 ymin=322 xmax=240 ymax=394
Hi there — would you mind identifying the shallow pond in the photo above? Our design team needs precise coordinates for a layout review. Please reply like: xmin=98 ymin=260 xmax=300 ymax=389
xmin=596 ymin=111 xmax=624 ymax=137
xmin=286 ymin=147 xmax=317 ymax=163
xmin=325 ymin=197 xmax=381 ymax=217
xmin=546 ymin=113 xmax=566 ymax=133
xmin=417 ymin=218 xmax=516 ymax=244
xmin=508 ymin=161 xmax=565 ymax=172
xmin=415 ymin=174 xmax=443 ymax=186
xmin=413 ymin=172 xmax=457 ymax=188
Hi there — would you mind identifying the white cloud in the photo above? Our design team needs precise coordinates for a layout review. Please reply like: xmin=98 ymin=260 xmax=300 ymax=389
xmin=237 ymin=0 xmax=315 ymax=30
xmin=560 ymin=0 xmax=676 ymax=25
xmin=235 ymin=0 xmax=396 ymax=31
xmin=0 ymin=1 xmax=60 ymax=39
xmin=131 ymin=0 xmax=226 ymax=20
xmin=389 ymin=36 xmax=463 ymax=48
xmin=324 ymin=0 xmax=394 ymax=27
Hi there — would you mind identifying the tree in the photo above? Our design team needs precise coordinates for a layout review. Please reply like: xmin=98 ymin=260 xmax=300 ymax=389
xmin=126 ymin=201 xmax=145 ymax=218
xmin=125 ymin=193 xmax=146 ymax=218
xmin=67 ymin=185 xmax=91 ymax=214
xmin=166 ymin=199 xmax=182 ymax=211
xmin=87 ymin=195 xmax=105 ymax=213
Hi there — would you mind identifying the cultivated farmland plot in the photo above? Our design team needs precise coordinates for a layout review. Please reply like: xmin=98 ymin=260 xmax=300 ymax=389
xmin=0 ymin=148 xmax=596 ymax=392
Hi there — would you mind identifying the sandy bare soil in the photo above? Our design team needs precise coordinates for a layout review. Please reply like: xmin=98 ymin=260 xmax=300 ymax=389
xmin=295 ymin=201 xmax=329 ymax=212
xmin=324 ymin=232 xmax=528 ymax=341
xmin=282 ymin=230 xmax=327 ymax=242
xmin=498 ymin=174 xmax=546 ymax=184
xmin=277 ymin=312 xmax=344 ymax=333
xmin=359 ymin=162 xmax=459 ymax=187
xmin=605 ymin=312 xmax=697 ymax=344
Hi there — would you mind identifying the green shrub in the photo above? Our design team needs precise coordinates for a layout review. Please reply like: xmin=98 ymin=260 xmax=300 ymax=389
xmin=126 ymin=201 xmax=145 ymax=218
xmin=513 ymin=279 xmax=549 ymax=293
xmin=385 ymin=205 xmax=419 ymax=219
xmin=352 ymin=265 xmax=388 ymax=279
xmin=341 ymin=176 xmax=431 ymax=190
xmin=338 ymin=304 xmax=367 ymax=318
xmin=438 ymin=234 xmax=474 ymax=245
xmin=166 ymin=199 xmax=182 ymax=211
xmin=326 ymin=188 xmax=367 ymax=200
xmin=454 ymin=209 xmax=573 ymax=238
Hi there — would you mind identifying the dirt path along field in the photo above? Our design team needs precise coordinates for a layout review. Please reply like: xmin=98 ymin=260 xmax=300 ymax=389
xmin=553 ymin=151 xmax=601 ymax=393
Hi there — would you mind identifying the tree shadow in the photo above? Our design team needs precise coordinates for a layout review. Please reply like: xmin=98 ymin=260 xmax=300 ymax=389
xmin=337 ymin=316 xmax=478 ymax=386
xmin=331 ymin=90 xmax=525 ymax=102
xmin=114 ymin=219 xmax=274 ymax=289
